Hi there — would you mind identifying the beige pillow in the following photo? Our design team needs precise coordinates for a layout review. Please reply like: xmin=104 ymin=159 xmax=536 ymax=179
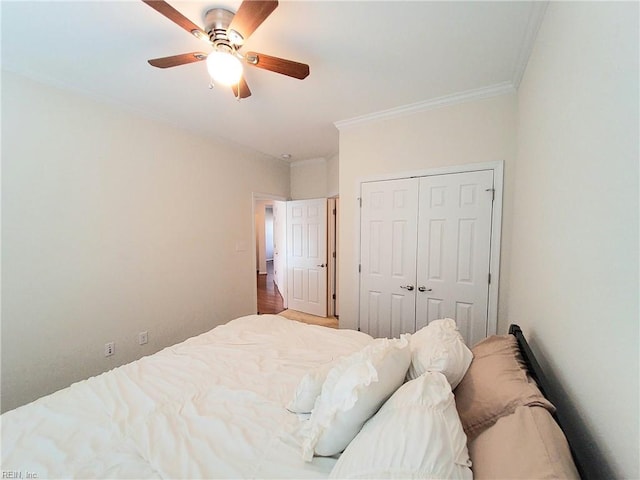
xmin=453 ymin=334 xmax=554 ymax=440
xmin=468 ymin=405 xmax=579 ymax=479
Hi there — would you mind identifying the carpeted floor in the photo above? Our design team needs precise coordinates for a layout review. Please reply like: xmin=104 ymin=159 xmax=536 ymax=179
xmin=277 ymin=309 xmax=339 ymax=329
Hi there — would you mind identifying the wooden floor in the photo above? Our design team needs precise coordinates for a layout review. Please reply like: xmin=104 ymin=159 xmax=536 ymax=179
xmin=257 ymin=261 xmax=284 ymax=314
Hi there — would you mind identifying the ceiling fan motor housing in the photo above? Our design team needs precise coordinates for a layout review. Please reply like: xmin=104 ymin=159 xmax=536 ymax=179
xmin=204 ymin=8 xmax=238 ymax=52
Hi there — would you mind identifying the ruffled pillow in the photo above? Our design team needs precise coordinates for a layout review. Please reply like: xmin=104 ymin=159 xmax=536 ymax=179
xmin=407 ymin=318 xmax=473 ymax=388
xmin=329 ymin=371 xmax=472 ymax=479
xmin=287 ymin=361 xmax=334 ymax=414
xmin=298 ymin=336 xmax=411 ymax=461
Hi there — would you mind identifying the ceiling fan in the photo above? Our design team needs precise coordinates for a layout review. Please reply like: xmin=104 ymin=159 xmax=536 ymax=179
xmin=142 ymin=0 xmax=310 ymax=99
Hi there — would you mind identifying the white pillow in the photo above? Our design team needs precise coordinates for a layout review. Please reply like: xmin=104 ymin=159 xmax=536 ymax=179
xmin=407 ymin=318 xmax=473 ymax=388
xmin=288 ymin=361 xmax=334 ymax=414
xmin=299 ymin=336 xmax=411 ymax=461
xmin=329 ymin=371 xmax=472 ymax=479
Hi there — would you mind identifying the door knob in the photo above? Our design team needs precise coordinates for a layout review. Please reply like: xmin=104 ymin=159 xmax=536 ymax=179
xmin=317 ymin=264 xmax=326 ymax=268
xmin=400 ymin=285 xmax=415 ymax=291
xmin=418 ymin=286 xmax=433 ymax=292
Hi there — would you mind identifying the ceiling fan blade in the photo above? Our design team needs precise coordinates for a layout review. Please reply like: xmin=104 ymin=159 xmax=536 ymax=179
xmin=231 ymin=77 xmax=252 ymax=99
xmin=148 ymin=52 xmax=207 ymax=69
xmin=245 ymin=52 xmax=309 ymax=80
xmin=142 ymin=0 xmax=208 ymax=41
xmin=228 ymin=1 xmax=278 ymax=44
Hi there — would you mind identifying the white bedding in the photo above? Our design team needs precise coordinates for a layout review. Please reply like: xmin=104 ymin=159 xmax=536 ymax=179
xmin=1 ymin=314 xmax=373 ymax=479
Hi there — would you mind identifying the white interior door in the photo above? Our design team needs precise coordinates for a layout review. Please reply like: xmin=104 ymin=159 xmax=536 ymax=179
xmin=415 ymin=171 xmax=494 ymax=345
xmin=359 ymin=179 xmax=419 ymax=338
xmin=273 ymin=200 xmax=287 ymax=306
xmin=287 ymin=199 xmax=328 ymax=316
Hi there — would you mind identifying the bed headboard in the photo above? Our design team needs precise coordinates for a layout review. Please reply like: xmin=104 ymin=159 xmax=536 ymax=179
xmin=508 ymin=324 xmax=615 ymax=480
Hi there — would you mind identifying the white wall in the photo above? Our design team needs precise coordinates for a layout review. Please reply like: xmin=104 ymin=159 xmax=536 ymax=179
xmin=290 ymin=158 xmax=328 ymax=199
xmin=1 ymin=72 xmax=290 ymax=412
xmin=337 ymin=93 xmax=517 ymax=332
xmin=289 ymin=154 xmax=338 ymax=198
xmin=510 ymin=2 xmax=638 ymax=477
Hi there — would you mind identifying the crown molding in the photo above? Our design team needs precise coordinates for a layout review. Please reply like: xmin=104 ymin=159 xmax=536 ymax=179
xmin=511 ymin=1 xmax=549 ymax=88
xmin=333 ymin=2 xmax=548 ymax=133
xmin=334 ymin=82 xmax=516 ymax=131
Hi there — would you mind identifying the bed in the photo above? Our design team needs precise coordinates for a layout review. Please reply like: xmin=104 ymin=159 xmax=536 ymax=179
xmin=1 ymin=314 xmax=586 ymax=479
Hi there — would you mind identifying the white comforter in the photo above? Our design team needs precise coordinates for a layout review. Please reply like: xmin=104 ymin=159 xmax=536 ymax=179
xmin=1 ymin=314 xmax=373 ymax=479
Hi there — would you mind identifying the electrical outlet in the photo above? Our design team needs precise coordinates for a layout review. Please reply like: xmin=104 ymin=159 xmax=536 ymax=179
xmin=104 ymin=342 xmax=115 ymax=357
xmin=138 ymin=331 xmax=148 ymax=345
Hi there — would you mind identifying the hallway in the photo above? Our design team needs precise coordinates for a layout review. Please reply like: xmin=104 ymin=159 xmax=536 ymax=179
xmin=257 ymin=260 xmax=284 ymax=314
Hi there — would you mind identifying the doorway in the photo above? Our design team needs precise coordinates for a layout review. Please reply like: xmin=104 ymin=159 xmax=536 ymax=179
xmin=253 ymin=194 xmax=286 ymax=315
xmin=253 ymin=194 xmax=340 ymax=319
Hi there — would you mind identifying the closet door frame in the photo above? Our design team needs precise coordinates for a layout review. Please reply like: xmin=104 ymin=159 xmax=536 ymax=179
xmin=356 ymin=161 xmax=503 ymax=337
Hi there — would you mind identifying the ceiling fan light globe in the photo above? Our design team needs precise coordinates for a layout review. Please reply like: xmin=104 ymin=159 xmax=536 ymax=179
xmin=207 ymin=51 xmax=243 ymax=86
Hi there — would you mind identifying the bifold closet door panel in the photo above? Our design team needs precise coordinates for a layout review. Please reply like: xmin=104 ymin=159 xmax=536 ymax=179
xmin=415 ymin=171 xmax=494 ymax=345
xmin=359 ymin=178 xmax=419 ymax=338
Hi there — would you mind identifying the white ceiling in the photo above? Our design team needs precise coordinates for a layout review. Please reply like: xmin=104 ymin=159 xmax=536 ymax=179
xmin=1 ymin=1 xmax=544 ymax=162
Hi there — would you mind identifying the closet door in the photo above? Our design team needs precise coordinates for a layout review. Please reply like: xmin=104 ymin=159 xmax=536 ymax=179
xmin=415 ymin=171 xmax=494 ymax=345
xmin=359 ymin=179 xmax=419 ymax=338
